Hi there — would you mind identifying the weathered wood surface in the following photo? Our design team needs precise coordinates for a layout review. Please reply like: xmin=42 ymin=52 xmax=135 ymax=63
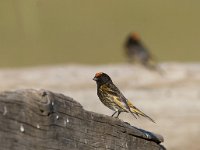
xmin=0 ymin=89 xmax=165 ymax=150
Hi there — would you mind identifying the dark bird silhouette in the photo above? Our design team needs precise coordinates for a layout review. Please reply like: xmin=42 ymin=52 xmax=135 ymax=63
xmin=93 ymin=72 xmax=155 ymax=123
xmin=124 ymin=32 xmax=161 ymax=72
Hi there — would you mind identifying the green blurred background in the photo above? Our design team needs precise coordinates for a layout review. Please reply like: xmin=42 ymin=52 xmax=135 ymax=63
xmin=0 ymin=0 xmax=199 ymax=68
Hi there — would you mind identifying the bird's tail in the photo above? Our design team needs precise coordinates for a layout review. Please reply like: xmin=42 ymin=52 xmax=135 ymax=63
xmin=130 ymin=106 xmax=155 ymax=123
xmin=145 ymin=58 xmax=165 ymax=75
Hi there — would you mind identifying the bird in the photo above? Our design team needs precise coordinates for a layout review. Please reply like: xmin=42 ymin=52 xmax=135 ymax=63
xmin=93 ymin=72 xmax=155 ymax=123
xmin=124 ymin=32 xmax=160 ymax=72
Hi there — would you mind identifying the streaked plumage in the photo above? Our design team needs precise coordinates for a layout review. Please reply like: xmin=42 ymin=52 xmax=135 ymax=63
xmin=93 ymin=72 xmax=155 ymax=123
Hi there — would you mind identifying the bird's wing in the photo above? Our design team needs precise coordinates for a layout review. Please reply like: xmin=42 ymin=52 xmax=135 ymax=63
xmin=101 ymin=84 xmax=129 ymax=112
xmin=101 ymin=83 xmax=155 ymax=122
xmin=105 ymin=83 xmax=155 ymax=122
xmin=101 ymin=84 xmax=139 ymax=118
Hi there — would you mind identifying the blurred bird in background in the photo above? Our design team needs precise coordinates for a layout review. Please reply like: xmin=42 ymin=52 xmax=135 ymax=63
xmin=124 ymin=32 xmax=162 ymax=73
xmin=93 ymin=72 xmax=155 ymax=123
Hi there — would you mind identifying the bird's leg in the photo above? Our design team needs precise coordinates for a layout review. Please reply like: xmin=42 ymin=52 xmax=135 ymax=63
xmin=111 ymin=111 xmax=117 ymax=117
xmin=116 ymin=111 xmax=121 ymax=118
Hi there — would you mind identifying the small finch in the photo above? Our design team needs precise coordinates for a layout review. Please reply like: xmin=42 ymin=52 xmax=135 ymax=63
xmin=124 ymin=32 xmax=159 ymax=71
xmin=93 ymin=72 xmax=155 ymax=123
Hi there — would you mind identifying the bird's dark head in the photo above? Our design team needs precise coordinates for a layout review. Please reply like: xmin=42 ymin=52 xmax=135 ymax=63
xmin=93 ymin=72 xmax=112 ymax=85
xmin=125 ymin=32 xmax=141 ymax=47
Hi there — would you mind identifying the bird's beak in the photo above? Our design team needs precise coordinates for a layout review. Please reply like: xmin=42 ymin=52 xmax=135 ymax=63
xmin=93 ymin=77 xmax=98 ymax=81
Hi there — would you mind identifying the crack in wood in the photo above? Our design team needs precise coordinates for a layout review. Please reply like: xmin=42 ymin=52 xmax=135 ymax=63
xmin=0 ymin=89 xmax=165 ymax=150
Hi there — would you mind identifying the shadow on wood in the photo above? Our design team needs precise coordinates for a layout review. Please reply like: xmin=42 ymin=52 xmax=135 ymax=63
xmin=0 ymin=89 xmax=165 ymax=150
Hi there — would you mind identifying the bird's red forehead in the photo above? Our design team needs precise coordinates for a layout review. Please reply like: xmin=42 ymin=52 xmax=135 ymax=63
xmin=95 ymin=72 xmax=103 ymax=77
xmin=131 ymin=32 xmax=140 ymax=40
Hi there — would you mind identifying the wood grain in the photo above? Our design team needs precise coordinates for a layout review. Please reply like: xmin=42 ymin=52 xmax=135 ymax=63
xmin=0 ymin=89 xmax=165 ymax=150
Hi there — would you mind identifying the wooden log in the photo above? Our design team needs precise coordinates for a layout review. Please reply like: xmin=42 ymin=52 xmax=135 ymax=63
xmin=0 ymin=89 xmax=165 ymax=150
